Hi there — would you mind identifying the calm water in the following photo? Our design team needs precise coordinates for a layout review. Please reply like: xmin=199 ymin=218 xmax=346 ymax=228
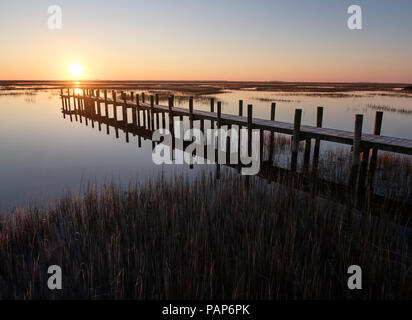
xmin=1 ymin=89 xmax=411 ymax=210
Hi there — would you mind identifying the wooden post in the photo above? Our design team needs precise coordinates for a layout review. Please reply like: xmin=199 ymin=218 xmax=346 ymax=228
xmin=150 ymin=95 xmax=155 ymax=130
xmin=259 ymin=128 xmax=264 ymax=164
xmin=60 ymin=89 xmax=65 ymax=110
xmin=104 ymin=90 xmax=108 ymax=117
xmin=237 ymin=100 xmax=244 ymax=166
xmin=123 ymin=95 xmax=128 ymax=124
xmin=368 ymin=111 xmax=383 ymax=184
xmin=269 ymin=102 xmax=276 ymax=163
xmin=189 ymin=97 xmax=194 ymax=134
xmin=168 ymin=96 xmax=175 ymax=159
xmin=312 ymin=106 xmax=323 ymax=172
xmin=291 ymin=109 xmax=302 ymax=171
xmin=73 ymin=91 xmax=77 ymax=110
xmin=142 ymin=92 xmax=145 ymax=103
xmin=142 ymin=93 xmax=147 ymax=128
xmin=67 ymin=88 xmax=71 ymax=110
xmin=136 ymin=94 xmax=141 ymax=127
xmin=247 ymin=104 xmax=253 ymax=157
xmin=112 ymin=91 xmax=117 ymax=121
xmin=96 ymin=89 xmax=101 ymax=116
xmin=210 ymin=98 xmax=215 ymax=129
xmin=131 ymin=92 xmax=134 ymax=102
xmin=155 ymin=96 xmax=160 ymax=129
xmin=350 ymin=114 xmax=363 ymax=187
xmin=216 ymin=101 xmax=222 ymax=166
xmin=226 ymin=125 xmax=231 ymax=165
xmin=217 ymin=101 xmax=222 ymax=129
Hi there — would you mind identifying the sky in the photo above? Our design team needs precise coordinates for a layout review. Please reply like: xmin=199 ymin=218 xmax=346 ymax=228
xmin=0 ymin=0 xmax=411 ymax=82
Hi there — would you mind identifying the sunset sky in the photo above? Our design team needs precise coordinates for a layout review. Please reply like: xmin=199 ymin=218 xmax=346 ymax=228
xmin=0 ymin=0 xmax=411 ymax=82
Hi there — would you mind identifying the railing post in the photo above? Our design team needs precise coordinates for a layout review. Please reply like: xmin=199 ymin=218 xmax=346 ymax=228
xmin=210 ymin=98 xmax=215 ymax=129
xmin=104 ymin=90 xmax=108 ymax=117
xmin=96 ymin=89 xmax=101 ymax=116
xmin=368 ymin=111 xmax=383 ymax=184
xmin=168 ymin=96 xmax=175 ymax=159
xmin=150 ymin=95 xmax=155 ymax=130
xmin=135 ymin=94 xmax=140 ymax=127
xmin=312 ymin=106 xmax=323 ymax=172
xmin=247 ymin=104 xmax=253 ymax=157
xmin=269 ymin=102 xmax=276 ymax=163
xmin=291 ymin=109 xmax=302 ymax=171
xmin=189 ymin=97 xmax=194 ymax=134
xmin=350 ymin=114 xmax=363 ymax=187
xmin=112 ymin=90 xmax=117 ymax=121
xmin=123 ymin=95 xmax=128 ymax=124
xmin=67 ymin=88 xmax=71 ymax=110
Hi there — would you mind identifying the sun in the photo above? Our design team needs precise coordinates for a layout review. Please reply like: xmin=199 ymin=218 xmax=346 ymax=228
xmin=68 ymin=63 xmax=84 ymax=78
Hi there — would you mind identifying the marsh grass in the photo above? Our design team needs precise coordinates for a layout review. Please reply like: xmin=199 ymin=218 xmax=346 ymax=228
xmin=366 ymin=104 xmax=412 ymax=115
xmin=0 ymin=157 xmax=411 ymax=299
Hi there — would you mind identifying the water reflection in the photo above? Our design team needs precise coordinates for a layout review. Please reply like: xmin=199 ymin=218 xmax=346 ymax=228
xmin=0 ymin=88 xmax=411 ymax=212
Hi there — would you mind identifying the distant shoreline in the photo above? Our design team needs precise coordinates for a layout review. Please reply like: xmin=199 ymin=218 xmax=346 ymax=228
xmin=1 ymin=80 xmax=411 ymax=95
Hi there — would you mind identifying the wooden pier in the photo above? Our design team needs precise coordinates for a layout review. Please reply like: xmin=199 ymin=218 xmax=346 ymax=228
xmin=59 ymin=88 xmax=412 ymax=218
xmin=60 ymin=87 xmax=412 ymax=194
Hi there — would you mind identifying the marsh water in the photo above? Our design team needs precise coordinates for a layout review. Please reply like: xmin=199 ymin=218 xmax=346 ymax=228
xmin=0 ymin=88 xmax=411 ymax=210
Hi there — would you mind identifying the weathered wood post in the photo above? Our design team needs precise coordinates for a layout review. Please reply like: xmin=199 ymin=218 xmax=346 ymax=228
xmin=150 ymin=95 xmax=155 ymax=130
xmin=350 ymin=114 xmax=363 ymax=188
xmin=269 ymin=102 xmax=276 ymax=163
xmin=217 ymin=101 xmax=222 ymax=129
xmin=303 ymin=112 xmax=312 ymax=171
xmin=291 ymin=109 xmax=302 ymax=171
xmin=237 ymin=100 xmax=244 ymax=166
xmin=104 ymin=90 xmax=108 ymax=117
xmin=97 ymin=93 xmax=102 ymax=130
xmin=60 ymin=89 xmax=65 ymax=110
xmin=154 ymin=94 xmax=160 ymax=128
xmin=132 ymin=96 xmax=137 ymax=126
xmin=189 ymin=97 xmax=194 ymax=134
xmin=124 ymin=94 xmax=130 ymax=143
xmin=247 ymin=104 xmax=253 ymax=157
xmin=210 ymin=98 xmax=215 ymax=129
xmin=67 ymin=88 xmax=71 ymax=110
xmin=123 ymin=94 xmax=128 ymax=124
xmin=216 ymin=101 xmax=222 ymax=173
xmin=168 ymin=96 xmax=175 ymax=159
xmin=131 ymin=92 xmax=134 ymax=102
xmin=76 ymin=92 xmax=82 ymax=123
xmin=155 ymin=96 xmax=160 ymax=129
xmin=141 ymin=93 xmax=147 ymax=128
xmin=112 ymin=90 xmax=117 ymax=121
xmin=312 ymin=106 xmax=323 ymax=172
xmin=142 ymin=92 xmax=145 ymax=103
xmin=96 ymin=89 xmax=101 ymax=116
xmin=368 ymin=111 xmax=383 ymax=184
xmin=136 ymin=94 xmax=141 ymax=127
